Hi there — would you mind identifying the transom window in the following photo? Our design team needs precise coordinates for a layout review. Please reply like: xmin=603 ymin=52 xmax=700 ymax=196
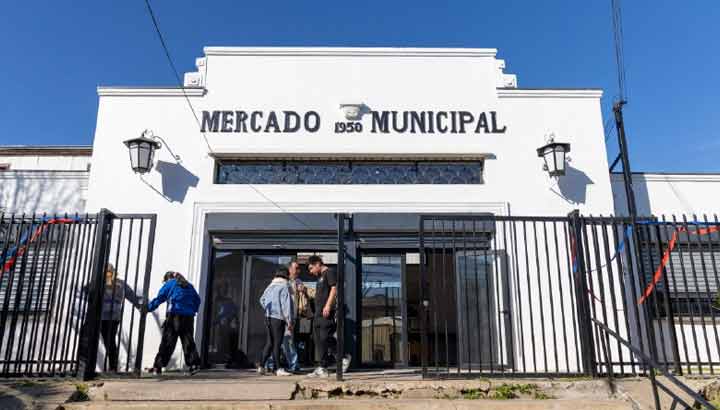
xmin=215 ymin=160 xmax=483 ymax=185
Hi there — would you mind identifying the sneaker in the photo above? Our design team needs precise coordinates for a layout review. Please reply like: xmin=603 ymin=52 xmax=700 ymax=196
xmin=275 ymin=368 xmax=292 ymax=376
xmin=307 ymin=367 xmax=328 ymax=378
xmin=256 ymin=366 xmax=266 ymax=375
xmin=341 ymin=355 xmax=351 ymax=373
xmin=146 ymin=367 xmax=162 ymax=375
xmin=188 ymin=365 xmax=201 ymax=376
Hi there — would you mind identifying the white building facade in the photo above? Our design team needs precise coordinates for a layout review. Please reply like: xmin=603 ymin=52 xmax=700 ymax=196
xmin=1 ymin=47 xmax=718 ymax=375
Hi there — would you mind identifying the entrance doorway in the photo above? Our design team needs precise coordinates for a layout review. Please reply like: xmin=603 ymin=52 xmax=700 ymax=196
xmin=205 ymin=251 xmax=333 ymax=369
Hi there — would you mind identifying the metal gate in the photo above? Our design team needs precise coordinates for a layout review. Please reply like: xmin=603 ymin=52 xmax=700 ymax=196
xmin=419 ymin=213 xmax=720 ymax=378
xmin=0 ymin=209 xmax=156 ymax=378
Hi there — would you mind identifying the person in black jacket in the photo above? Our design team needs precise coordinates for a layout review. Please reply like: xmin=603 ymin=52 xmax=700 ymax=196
xmin=146 ymin=271 xmax=202 ymax=375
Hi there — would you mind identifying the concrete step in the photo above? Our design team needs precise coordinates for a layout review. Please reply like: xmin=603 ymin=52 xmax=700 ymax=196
xmin=59 ymin=398 xmax=634 ymax=410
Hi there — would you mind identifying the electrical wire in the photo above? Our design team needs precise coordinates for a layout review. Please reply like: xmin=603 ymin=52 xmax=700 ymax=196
xmin=141 ymin=0 xmax=315 ymax=230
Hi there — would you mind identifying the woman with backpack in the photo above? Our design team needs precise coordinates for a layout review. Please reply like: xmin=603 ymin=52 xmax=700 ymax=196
xmin=146 ymin=271 xmax=202 ymax=375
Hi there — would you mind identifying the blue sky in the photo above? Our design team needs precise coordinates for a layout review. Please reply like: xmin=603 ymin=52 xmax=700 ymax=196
xmin=0 ymin=1 xmax=718 ymax=172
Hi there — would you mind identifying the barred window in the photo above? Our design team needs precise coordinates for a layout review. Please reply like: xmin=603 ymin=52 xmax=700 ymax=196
xmin=639 ymin=237 xmax=720 ymax=316
xmin=215 ymin=160 xmax=484 ymax=185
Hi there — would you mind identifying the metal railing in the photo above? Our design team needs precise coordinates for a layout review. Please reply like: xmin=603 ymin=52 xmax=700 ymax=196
xmin=418 ymin=213 xmax=720 ymax=379
xmin=0 ymin=210 xmax=156 ymax=378
xmin=593 ymin=318 xmax=717 ymax=410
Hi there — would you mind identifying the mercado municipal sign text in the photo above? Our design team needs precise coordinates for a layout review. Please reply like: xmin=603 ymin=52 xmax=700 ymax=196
xmin=200 ymin=109 xmax=507 ymax=135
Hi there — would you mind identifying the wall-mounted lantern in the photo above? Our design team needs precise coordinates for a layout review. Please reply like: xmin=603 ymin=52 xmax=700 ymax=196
xmin=339 ymin=103 xmax=365 ymax=120
xmin=536 ymin=136 xmax=571 ymax=177
xmin=123 ymin=130 xmax=180 ymax=174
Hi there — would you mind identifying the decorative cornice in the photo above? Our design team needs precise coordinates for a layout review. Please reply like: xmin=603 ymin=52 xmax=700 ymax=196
xmin=0 ymin=146 xmax=92 ymax=156
xmin=97 ymin=87 xmax=206 ymax=97
xmin=203 ymin=47 xmax=498 ymax=58
xmin=497 ymin=88 xmax=603 ymax=99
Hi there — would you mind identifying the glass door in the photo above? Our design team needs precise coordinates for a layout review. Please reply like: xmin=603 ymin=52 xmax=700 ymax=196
xmin=360 ymin=255 xmax=405 ymax=367
xmin=241 ymin=255 xmax=295 ymax=365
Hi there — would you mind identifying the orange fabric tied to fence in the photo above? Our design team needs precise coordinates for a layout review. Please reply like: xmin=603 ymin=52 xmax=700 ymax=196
xmin=637 ymin=224 xmax=720 ymax=305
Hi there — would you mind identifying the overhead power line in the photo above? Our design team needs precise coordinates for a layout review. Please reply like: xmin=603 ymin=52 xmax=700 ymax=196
xmin=141 ymin=0 xmax=315 ymax=230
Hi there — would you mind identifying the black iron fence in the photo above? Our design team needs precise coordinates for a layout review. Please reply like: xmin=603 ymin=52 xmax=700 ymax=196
xmin=418 ymin=213 xmax=720 ymax=379
xmin=0 ymin=210 xmax=156 ymax=378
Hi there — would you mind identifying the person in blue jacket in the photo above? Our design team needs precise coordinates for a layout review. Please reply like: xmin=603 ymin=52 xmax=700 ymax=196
xmin=146 ymin=271 xmax=201 ymax=375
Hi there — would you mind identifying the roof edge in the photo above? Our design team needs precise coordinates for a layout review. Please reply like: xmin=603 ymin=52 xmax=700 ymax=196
xmin=497 ymin=88 xmax=603 ymax=99
xmin=0 ymin=146 xmax=93 ymax=156
xmin=97 ymin=87 xmax=206 ymax=97
xmin=203 ymin=46 xmax=498 ymax=57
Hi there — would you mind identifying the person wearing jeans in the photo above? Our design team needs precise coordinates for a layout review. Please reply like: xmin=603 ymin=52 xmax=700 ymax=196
xmin=258 ymin=268 xmax=294 ymax=376
xmin=306 ymin=255 xmax=351 ymax=378
xmin=146 ymin=271 xmax=202 ymax=375
xmin=266 ymin=259 xmax=304 ymax=372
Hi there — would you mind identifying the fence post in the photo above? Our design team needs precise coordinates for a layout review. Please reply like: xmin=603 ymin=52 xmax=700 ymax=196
xmin=336 ymin=213 xmax=346 ymax=381
xmin=419 ymin=216 xmax=428 ymax=379
xmin=569 ymin=210 xmax=597 ymax=377
xmin=79 ymin=209 xmax=113 ymax=381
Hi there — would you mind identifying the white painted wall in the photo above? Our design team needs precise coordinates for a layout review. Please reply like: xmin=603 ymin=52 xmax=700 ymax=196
xmin=612 ymin=173 xmax=720 ymax=217
xmin=85 ymin=47 xmax=614 ymax=370
xmin=0 ymin=153 xmax=90 ymax=214
xmin=0 ymin=155 xmax=90 ymax=171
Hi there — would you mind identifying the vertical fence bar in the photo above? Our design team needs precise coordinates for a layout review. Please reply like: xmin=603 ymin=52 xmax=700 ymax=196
xmin=126 ymin=219 xmax=144 ymax=373
xmin=500 ymin=221 xmax=515 ymax=374
xmin=601 ymin=219 xmax=626 ymax=375
xmin=694 ymin=214 xmax=720 ymax=375
xmin=681 ymin=214 xmax=711 ymax=374
xmin=15 ymin=214 xmax=44 ymax=374
xmin=563 ymin=221 xmax=582 ymax=373
xmin=569 ymin=211 xmax=596 ymax=376
xmin=419 ymin=216 xmax=428 ymax=378
xmin=588 ymin=219 xmax=611 ymax=374
xmin=336 ymin=213 xmax=346 ymax=381
xmin=702 ymin=214 xmax=720 ymax=374
xmin=532 ymin=222 xmax=549 ymax=373
xmin=521 ymin=221 xmax=537 ymax=373
xmin=81 ymin=209 xmax=113 ymax=381
xmin=2 ymin=214 xmax=29 ymax=374
xmin=491 ymin=220 xmax=504 ymax=373
xmin=664 ymin=215 xmax=690 ymax=375
xmin=26 ymin=213 xmax=52 ymax=375
xmin=630 ymin=217 xmax=662 ymax=408
xmin=472 ymin=220 xmax=483 ymax=373
xmin=37 ymin=216 xmax=65 ymax=376
xmin=552 ymin=221 xmax=571 ymax=373
xmin=672 ymin=215 xmax=699 ymax=374
xmin=134 ymin=214 xmax=157 ymax=376
xmin=541 ymin=221 xmax=559 ymax=375
xmin=72 ymin=218 xmax=97 ymax=375
xmin=654 ymin=221 xmax=682 ymax=374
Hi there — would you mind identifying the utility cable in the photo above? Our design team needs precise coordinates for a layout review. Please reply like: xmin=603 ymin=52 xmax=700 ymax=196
xmin=141 ymin=0 xmax=315 ymax=230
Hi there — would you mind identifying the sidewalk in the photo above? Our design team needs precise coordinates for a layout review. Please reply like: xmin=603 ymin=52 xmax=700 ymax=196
xmin=2 ymin=369 xmax=717 ymax=410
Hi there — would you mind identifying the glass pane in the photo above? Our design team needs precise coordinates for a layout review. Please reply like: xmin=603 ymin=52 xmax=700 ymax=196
xmin=207 ymin=251 xmax=245 ymax=367
xmin=361 ymin=255 xmax=403 ymax=365
xmin=455 ymin=252 xmax=499 ymax=368
xmin=215 ymin=161 xmax=483 ymax=184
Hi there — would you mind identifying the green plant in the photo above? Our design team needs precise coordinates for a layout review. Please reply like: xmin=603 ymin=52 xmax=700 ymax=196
xmin=490 ymin=384 xmax=519 ymax=400
xmin=462 ymin=388 xmax=486 ymax=400
xmin=66 ymin=383 xmax=90 ymax=403
xmin=488 ymin=383 xmax=551 ymax=400
xmin=533 ymin=391 xmax=553 ymax=400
